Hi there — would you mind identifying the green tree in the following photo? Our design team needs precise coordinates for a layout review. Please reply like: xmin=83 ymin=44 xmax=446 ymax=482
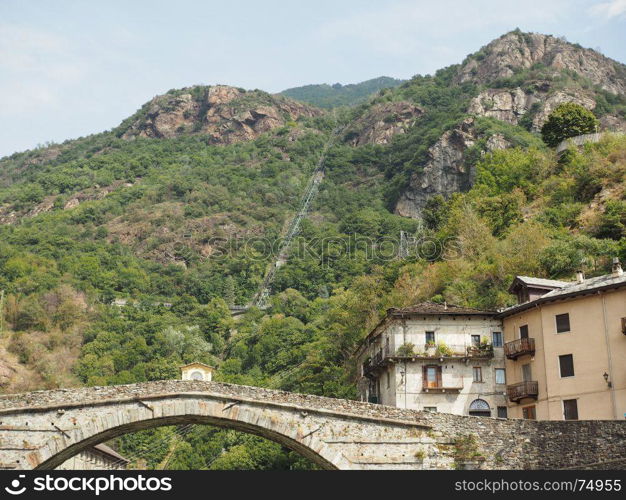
xmin=541 ymin=103 xmax=599 ymax=147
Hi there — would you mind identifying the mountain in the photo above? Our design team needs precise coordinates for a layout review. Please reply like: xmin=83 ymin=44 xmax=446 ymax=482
xmin=280 ymin=76 xmax=405 ymax=108
xmin=339 ymin=30 xmax=626 ymax=218
xmin=117 ymin=85 xmax=322 ymax=144
xmin=0 ymin=30 xmax=625 ymax=469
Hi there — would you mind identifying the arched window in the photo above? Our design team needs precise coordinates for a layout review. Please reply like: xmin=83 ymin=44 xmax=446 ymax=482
xmin=191 ymin=371 xmax=204 ymax=381
xmin=469 ymin=399 xmax=491 ymax=417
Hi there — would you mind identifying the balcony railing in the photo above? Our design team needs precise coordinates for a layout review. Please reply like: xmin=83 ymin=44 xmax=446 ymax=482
xmin=363 ymin=343 xmax=494 ymax=376
xmin=422 ymin=384 xmax=463 ymax=394
xmin=506 ymin=381 xmax=539 ymax=403
xmin=504 ymin=338 xmax=536 ymax=360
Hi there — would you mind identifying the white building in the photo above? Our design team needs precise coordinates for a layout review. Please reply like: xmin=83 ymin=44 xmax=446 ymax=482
xmin=355 ymin=303 xmax=508 ymax=418
xmin=180 ymin=362 xmax=215 ymax=382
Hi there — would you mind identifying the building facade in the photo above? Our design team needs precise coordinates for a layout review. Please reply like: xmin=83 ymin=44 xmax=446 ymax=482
xmin=355 ymin=303 xmax=508 ymax=418
xmin=499 ymin=261 xmax=626 ymax=421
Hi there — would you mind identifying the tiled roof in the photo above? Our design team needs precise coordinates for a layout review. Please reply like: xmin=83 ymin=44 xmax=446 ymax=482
xmin=499 ymin=272 xmax=626 ymax=317
xmin=93 ymin=444 xmax=129 ymax=462
xmin=513 ymin=276 xmax=569 ymax=289
xmin=389 ymin=302 xmax=496 ymax=316
xmin=541 ymin=273 xmax=626 ymax=299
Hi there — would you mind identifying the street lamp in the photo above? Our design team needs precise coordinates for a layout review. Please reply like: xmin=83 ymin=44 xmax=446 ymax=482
xmin=603 ymin=372 xmax=613 ymax=388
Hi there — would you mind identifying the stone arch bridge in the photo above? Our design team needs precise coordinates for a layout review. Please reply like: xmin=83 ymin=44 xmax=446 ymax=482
xmin=0 ymin=381 xmax=624 ymax=470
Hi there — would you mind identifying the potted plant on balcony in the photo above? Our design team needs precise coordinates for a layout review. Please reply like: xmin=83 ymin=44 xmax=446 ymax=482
xmin=425 ymin=340 xmax=436 ymax=356
xmin=396 ymin=342 xmax=416 ymax=357
xmin=435 ymin=341 xmax=453 ymax=357
xmin=479 ymin=337 xmax=493 ymax=356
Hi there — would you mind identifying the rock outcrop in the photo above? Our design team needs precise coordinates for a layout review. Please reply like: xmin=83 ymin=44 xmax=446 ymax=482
xmin=395 ymin=118 xmax=510 ymax=219
xmin=120 ymin=85 xmax=322 ymax=144
xmin=455 ymin=31 xmax=626 ymax=95
xmin=344 ymin=101 xmax=423 ymax=146
xmin=468 ymin=86 xmax=598 ymax=130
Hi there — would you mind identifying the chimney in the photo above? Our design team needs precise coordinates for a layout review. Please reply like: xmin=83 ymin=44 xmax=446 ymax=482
xmin=613 ymin=258 xmax=624 ymax=277
xmin=575 ymin=271 xmax=585 ymax=283
xmin=444 ymin=301 xmax=448 ymax=311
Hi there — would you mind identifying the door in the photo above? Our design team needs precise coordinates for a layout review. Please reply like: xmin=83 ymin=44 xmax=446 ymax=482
xmin=424 ymin=366 xmax=441 ymax=388
xmin=522 ymin=363 xmax=532 ymax=382
xmin=520 ymin=325 xmax=529 ymax=339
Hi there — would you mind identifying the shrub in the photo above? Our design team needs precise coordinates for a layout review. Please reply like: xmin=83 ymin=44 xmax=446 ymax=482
xmin=541 ymin=103 xmax=599 ymax=147
xmin=396 ymin=342 xmax=416 ymax=357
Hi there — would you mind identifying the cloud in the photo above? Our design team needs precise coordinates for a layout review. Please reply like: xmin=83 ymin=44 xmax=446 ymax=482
xmin=589 ymin=0 xmax=626 ymax=18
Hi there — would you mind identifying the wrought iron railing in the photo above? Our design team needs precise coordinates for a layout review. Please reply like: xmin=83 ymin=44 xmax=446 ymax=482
xmin=504 ymin=338 xmax=535 ymax=360
xmin=506 ymin=381 xmax=539 ymax=402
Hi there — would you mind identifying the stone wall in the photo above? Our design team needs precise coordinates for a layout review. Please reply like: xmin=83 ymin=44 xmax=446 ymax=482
xmin=0 ymin=381 xmax=624 ymax=470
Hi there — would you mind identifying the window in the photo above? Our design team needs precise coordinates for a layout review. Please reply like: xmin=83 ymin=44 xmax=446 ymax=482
xmin=424 ymin=407 xmax=437 ymax=413
xmin=423 ymin=366 xmax=442 ymax=388
xmin=495 ymin=368 xmax=506 ymax=385
xmin=523 ymin=406 xmax=537 ymax=420
xmin=471 ymin=335 xmax=481 ymax=347
xmin=519 ymin=325 xmax=529 ymax=339
xmin=556 ymin=313 xmax=571 ymax=333
xmin=425 ymin=331 xmax=435 ymax=345
xmin=386 ymin=371 xmax=390 ymax=389
xmin=492 ymin=332 xmax=503 ymax=347
xmin=473 ymin=367 xmax=483 ymax=382
xmin=559 ymin=354 xmax=575 ymax=378
xmin=469 ymin=399 xmax=491 ymax=417
xmin=563 ymin=399 xmax=579 ymax=420
xmin=522 ymin=363 xmax=532 ymax=382
xmin=497 ymin=406 xmax=508 ymax=419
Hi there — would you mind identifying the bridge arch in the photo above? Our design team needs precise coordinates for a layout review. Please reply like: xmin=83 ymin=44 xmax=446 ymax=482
xmin=2 ymin=381 xmax=623 ymax=470
xmin=29 ymin=394 xmax=347 ymax=470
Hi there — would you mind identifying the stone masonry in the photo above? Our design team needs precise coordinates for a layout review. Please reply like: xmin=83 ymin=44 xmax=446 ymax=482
xmin=0 ymin=381 xmax=624 ymax=470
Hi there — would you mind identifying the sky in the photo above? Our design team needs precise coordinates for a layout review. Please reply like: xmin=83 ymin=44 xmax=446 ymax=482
xmin=1 ymin=0 xmax=625 ymax=157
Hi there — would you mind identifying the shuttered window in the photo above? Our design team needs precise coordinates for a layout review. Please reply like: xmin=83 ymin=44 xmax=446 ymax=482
xmin=563 ymin=399 xmax=579 ymax=420
xmin=559 ymin=354 xmax=575 ymax=378
xmin=523 ymin=406 xmax=536 ymax=420
xmin=492 ymin=332 xmax=503 ymax=347
xmin=423 ymin=366 xmax=442 ymax=388
xmin=556 ymin=313 xmax=571 ymax=333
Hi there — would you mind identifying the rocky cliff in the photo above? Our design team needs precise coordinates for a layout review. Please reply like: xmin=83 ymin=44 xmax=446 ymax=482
xmin=395 ymin=118 xmax=509 ymax=218
xmin=455 ymin=31 xmax=626 ymax=95
xmin=119 ymin=85 xmax=322 ymax=144
xmin=390 ymin=30 xmax=626 ymax=219
xmin=345 ymin=101 xmax=423 ymax=146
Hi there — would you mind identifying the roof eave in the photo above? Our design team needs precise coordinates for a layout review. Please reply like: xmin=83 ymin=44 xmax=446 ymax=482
xmin=497 ymin=280 xmax=626 ymax=318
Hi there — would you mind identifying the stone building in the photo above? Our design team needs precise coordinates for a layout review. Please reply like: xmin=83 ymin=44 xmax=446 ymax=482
xmin=355 ymin=303 xmax=508 ymax=417
xmin=57 ymin=444 xmax=129 ymax=470
xmin=499 ymin=259 xmax=626 ymax=421
xmin=180 ymin=362 xmax=215 ymax=382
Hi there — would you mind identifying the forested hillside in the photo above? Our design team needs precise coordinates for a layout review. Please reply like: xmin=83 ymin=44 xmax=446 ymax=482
xmin=281 ymin=76 xmax=405 ymax=108
xmin=0 ymin=30 xmax=625 ymax=469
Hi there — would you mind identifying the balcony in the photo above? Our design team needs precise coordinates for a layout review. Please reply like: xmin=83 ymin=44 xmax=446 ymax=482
xmin=395 ymin=343 xmax=493 ymax=360
xmin=504 ymin=338 xmax=535 ymax=360
xmin=362 ymin=348 xmax=389 ymax=376
xmin=422 ymin=384 xmax=463 ymax=394
xmin=507 ymin=381 xmax=539 ymax=403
